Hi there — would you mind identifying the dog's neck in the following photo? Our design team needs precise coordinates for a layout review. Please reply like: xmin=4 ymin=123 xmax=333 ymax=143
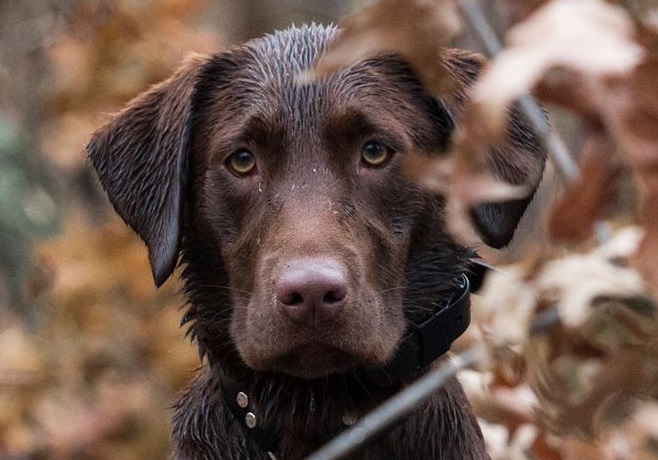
xmin=218 ymin=274 xmax=472 ymax=458
xmin=218 ymin=370 xmax=385 ymax=458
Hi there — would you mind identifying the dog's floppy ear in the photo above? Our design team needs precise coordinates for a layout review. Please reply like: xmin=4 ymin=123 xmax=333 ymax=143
xmin=443 ymin=50 xmax=547 ymax=248
xmin=88 ymin=55 xmax=207 ymax=286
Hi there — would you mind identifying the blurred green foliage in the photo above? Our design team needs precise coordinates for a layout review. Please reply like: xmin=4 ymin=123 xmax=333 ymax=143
xmin=0 ymin=115 xmax=60 ymax=313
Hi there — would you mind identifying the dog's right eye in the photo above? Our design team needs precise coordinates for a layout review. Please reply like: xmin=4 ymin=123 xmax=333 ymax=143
xmin=226 ymin=149 xmax=256 ymax=176
xmin=361 ymin=140 xmax=393 ymax=168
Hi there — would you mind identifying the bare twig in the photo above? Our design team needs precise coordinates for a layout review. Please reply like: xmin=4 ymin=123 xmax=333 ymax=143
xmin=304 ymin=349 xmax=481 ymax=460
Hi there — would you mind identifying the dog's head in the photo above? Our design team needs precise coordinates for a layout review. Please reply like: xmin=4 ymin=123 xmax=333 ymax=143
xmin=88 ymin=25 xmax=545 ymax=379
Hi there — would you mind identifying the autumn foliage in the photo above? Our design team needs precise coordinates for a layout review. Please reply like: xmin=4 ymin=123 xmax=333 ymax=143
xmin=0 ymin=1 xmax=217 ymax=457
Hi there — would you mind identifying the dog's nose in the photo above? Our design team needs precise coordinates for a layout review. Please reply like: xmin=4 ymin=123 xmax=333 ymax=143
xmin=275 ymin=258 xmax=348 ymax=326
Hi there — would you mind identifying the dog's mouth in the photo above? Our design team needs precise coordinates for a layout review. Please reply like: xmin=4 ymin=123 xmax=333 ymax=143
xmin=239 ymin=307 xmax=403 ymax=379
xmin=239 ymin=320 xmax=401 ymax=379
xmin=267 ymin=343 xmax=358 ymax=379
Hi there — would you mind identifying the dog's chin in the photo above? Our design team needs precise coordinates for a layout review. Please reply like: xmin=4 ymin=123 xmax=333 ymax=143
xmin=261 ymin=344 xmax=360 ymax=379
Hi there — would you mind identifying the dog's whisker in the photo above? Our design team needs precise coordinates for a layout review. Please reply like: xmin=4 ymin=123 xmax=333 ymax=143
xmin=376 ymin=286 xmax=406 ymax=295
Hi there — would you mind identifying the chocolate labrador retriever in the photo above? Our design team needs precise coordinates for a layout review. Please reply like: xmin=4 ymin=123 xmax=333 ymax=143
xmin=88 ymin=24 xmax=545 ymax=460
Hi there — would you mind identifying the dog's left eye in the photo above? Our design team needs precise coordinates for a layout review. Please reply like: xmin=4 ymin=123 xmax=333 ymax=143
xmin=361 ymin=141 xmax=393 ymax=167
xmin=226 ymin=149 xmax=257 ymax=176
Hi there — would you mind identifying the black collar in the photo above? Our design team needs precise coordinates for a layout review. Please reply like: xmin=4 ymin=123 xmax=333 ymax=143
xmin=357 ymin=273 xmax=471 ymax=386
xmin=221 ymin=272 xmax=473 ymax=457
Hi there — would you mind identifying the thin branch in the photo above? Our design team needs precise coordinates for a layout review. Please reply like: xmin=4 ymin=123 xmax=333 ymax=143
xmin=304 ymin=348 xmax=481 ymax=460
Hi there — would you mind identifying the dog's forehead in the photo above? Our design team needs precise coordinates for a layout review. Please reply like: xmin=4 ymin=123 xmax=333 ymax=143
xmin=234 ymin=25 xmax=411 ymax=112
xmin=245 ymin=24 xmax=337 ymax=82
xmin=195 ymin=25 xmax=446 ymax=163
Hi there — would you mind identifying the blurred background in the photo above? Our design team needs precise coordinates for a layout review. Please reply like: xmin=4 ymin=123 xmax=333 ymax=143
xmin=0 ymin=1 xmax=361 ymax=458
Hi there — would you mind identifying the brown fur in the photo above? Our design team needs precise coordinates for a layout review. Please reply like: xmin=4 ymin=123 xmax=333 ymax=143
xmin=88 ymin=25 xmax=545 ymax=459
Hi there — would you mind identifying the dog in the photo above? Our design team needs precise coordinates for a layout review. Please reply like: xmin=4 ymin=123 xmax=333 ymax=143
xmin=88 ymin=24 xmax=545 ymax=460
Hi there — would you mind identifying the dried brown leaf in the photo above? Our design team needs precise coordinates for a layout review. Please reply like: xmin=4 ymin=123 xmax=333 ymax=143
xmin=503 ymin=0 xmax=550 ymax=26
xmin=597 ymin=55 xmax=658 ymax=292
xmin=471 ymin=227 xmax=656 ymax=449
xmin=462 ymin=367 xmax=537 ymax=429
xmin=523 ymin=247 xmax=655 ymax=438
xmin=537 ymin=252 xmax=647 ymax=329
xmin=631 ymin=187 xmax=658 ymax=293
xmin=408 ymin=0 xmax=643 ymax=251
xmin=552 ymin=437 xmax=613 ymax=460
xmin=470 ymin=0 xmax=643 ymax=135
xmin=479 ymin=420 xmax=539 ymax=460
xmin=533 ymin=70 xmax=601 ymax=118
xmin=603 ymin=56 xmax=658 ymax=168
xmin=530 ymin=33 xmax=658 ymax=292
xmin=309 ymin=0 xmax=462 ymax=96
xmin=528 ymin=348 xmax=651 ymax=438
xmin=547 ymin=124 xmax=622 ymax=243
xmin=619 ymin=402 xmax=658 ymax=460
xmin=403 ymin=148 xmax=529 ymax=247
xmin=473 ymin=266 xmax=538 ymax=346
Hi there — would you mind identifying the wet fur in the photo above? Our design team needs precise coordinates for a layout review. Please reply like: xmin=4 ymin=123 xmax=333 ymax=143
xmin=88 ymin=25 xmax=545 ymax=459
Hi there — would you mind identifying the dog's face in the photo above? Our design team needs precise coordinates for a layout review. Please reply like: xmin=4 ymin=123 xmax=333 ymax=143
xmin=88 ymin=25 xmax=545 ymax=380
xmin=188 ymin=29 xmax=461 ymax=378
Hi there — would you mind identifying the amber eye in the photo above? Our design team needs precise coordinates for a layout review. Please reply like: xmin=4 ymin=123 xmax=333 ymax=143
xmin=226 ymin=149 xmax=256 ymax=175
xmin=361 ymin=141 xmax=392 ymax=167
